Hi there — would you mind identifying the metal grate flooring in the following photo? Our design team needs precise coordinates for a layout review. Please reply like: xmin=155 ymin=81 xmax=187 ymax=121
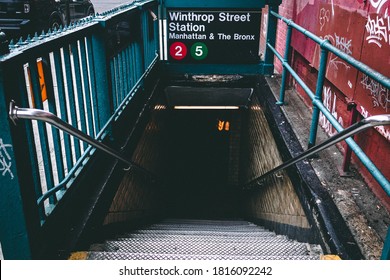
xmin=86 ymin=219 xmax=322 ymax=260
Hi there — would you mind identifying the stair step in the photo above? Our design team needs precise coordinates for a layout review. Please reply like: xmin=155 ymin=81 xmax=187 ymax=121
xmin=87 ymin=251 xmax=320 ymax=260
xmin=120 ymin=229 xmax=277 ymax=237
xmin=103 ymin=240 xmax=310 ymax=256
xmin=115 ymin=235 xmax=288 ymax=243
xmin=84 ymin=219 xmax=323 ymax=260
xmin=158 ymin=219 xmax=261 ymax=227
xmin=143 ymin=224 xmax=264 ymax=231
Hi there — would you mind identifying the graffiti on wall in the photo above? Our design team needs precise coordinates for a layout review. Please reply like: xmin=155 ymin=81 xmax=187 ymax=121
xmin=365 ymin=9 xmax=390 ymax=47
xmin=290 ymin=1 xmax=389 ymax=140
xmin=369 ymin=0 xmax=388 ymax=13
xmin=361 ymin=74 xmax=390 ymax=112
xmin=360 ymin=105 xmax=390 ymax=141
xmin=0 ymin=138 xmax=14 ymax=180
xmin=318 ymin=6 xmax=353 ymax=70
xmin=319 ymin=86 xmax=344 ymax=137
xmin=319 ymin=8 xmax=330 ymax=31
xmin=357 ymin=0 xmax=390 ymax=127
xmin=323 ymin=33 xmax=353 ymax=70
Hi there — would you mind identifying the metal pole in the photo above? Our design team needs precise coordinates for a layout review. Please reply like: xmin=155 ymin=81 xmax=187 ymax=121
xmin=277 ymin=23 xmax=293 ymax=105
xmin=342 ymin=102 xmax=358 ymax=174
xmin=309 ymin=45 xmax=329 ymax=148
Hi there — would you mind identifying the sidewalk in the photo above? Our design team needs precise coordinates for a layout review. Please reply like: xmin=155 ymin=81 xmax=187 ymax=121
xmin=265 ymin=75 xmax=390 ymax=260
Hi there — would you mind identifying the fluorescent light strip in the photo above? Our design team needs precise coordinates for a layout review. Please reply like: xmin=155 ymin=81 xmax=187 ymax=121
xmin=174 ymin=106 xmax=240 ymax=110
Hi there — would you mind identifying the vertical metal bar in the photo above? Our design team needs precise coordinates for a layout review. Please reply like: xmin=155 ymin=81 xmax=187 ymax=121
xmin=41 ymin=54 xmax=65 ymax=182
xmin=91 ymin=31 xmax=111 ymax=131
xmin=130 ymin=45 xmax=135 ymax=87
xmin=342 ymin=103 xmax=358 ymax=173
xmin=71 ymin=41 xmax=88 ymax=151
xmin=136 ymin=42 xmax=143 ymax=83
xmin=125 ymin=46 xmax=131 ymax=93
xmin=263 ymin=5 xmax=279 ymax=74
xmin=114 ymin=56 xmax=120 ymax=106
xmin=130 ymin=42 xmax=136 ymax=86
xmin=86 ymin=36 xmax=99 ymax=136
xmin=52 ymin=49 xmax=73 ymax=173
xmin=121 ymin=50 xmax=128 ymax=96
xmin=277 ymin=23 xmax=293 ymax=105
xmin=28 ymin=60 xmax=56 ymax=201
xmin=17 ymin=65 xmax=47 ymax=222
xmin=118 ymin=51 xmax=124 ymax=103
xmin=62 ymin=45 xmax=82 ymax=159
xmin=308 ymin=46 xmax=329 ymax=148
xmin=144 ymin=11 xmax=151 ymax=65
xmin=110 ymin=59 xmax=117 ymax=110
xmin=79 ymin=38 xmax=94 ymax=138
xmin=18 ymin=66 xmax=43 ymax=203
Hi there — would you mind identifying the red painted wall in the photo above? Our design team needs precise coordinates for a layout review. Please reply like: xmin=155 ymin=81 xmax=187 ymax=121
xmin=272 ymin=0 xmax=390 ymax=209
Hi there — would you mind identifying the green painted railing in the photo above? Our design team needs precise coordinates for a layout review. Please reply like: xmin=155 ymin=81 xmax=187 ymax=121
xmin=0 ymin=0 xmax=159 ymax=259
xmin=0 ymin=0 xmax=389 ymax=261
xmin=266 ymin=10 xmax=390 ymax=260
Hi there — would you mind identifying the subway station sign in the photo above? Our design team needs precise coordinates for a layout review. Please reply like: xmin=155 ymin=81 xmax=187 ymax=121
xmin=167 ymin=10 xmax=261 ymax=64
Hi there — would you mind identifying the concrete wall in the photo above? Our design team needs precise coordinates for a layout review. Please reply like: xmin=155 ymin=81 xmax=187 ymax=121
xmin=266 ymin=0 xmax=390 ymax=208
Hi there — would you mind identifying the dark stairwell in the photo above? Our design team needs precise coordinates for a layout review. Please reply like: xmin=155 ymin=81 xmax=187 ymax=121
xmin=70 ymin=77 xmax=362 ymax=260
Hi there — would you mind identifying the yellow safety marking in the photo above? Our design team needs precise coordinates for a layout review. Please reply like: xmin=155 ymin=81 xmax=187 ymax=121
xmin=37 ymin=59 xmax=47 ymax=102
xmin=68 ymin=251 xmax=89 ymax=260
xmin=320 ymin=255 xmax=342 ymax=260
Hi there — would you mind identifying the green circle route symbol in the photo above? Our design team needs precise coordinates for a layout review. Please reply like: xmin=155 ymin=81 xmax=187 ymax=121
xmin=191 ymin=42 xmax=208 ymax=60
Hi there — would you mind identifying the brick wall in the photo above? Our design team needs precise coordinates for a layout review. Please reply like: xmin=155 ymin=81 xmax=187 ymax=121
xmin=269 ymin=0 xmax=390 ymax=209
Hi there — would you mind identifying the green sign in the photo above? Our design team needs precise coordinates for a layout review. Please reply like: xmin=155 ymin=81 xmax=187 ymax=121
xmin=167 ymin=10 xmax=261 ymax=64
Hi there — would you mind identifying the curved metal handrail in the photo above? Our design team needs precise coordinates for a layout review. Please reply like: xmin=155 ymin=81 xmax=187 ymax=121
xmin=243 ymin=114 xmax=390 ymax=192
xmin=9 ymin=101 xmax=158 ymax=184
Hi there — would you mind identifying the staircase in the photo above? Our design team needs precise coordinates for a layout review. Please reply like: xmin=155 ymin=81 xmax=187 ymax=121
xmin=82 ymin=219 xmax=323 ymax=260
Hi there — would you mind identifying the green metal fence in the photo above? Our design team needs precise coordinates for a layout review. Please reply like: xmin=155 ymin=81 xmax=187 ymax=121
xmin=0 ymin=0 xmax=159 ymax=259
xmin=0 ymin=0 xmax=389 ymax=260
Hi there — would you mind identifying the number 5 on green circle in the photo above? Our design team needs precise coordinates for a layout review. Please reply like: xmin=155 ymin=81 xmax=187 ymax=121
xmin=191 ymin=43 xmax=208 ymax=60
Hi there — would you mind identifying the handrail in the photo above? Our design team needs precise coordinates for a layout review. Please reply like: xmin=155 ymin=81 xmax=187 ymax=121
xmin=243 ymin=114 xmax=390 ymax=191
xmin=266 ymin=11 xmax=390 ymax=197
xmin=9 ymin=101 xmax=157 ymax=181
xmin=269 ymin=10 xmax=390 ymax=89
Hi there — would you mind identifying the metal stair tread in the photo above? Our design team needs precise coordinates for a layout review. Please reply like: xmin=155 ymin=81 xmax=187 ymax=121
xmin=103 ymin=240 xmax=310 ymax=256
xmin=142 ymin=225 xmax=265 ymax=231
xmin=118 ymin=229 xmax=277 ymax=237
xmin=115 ymin=235 xmax=289 ymax=243
xmin=156 ymin=220 xmax=262 ymax=227
xmin=86 ymin=251 xmax=320 ymax=260
xmin=86 ymin=219 xmax=323 ymax=260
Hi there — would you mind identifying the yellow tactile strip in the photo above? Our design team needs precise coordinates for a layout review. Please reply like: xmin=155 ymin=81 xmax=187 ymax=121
xmin=68 ymin=251 xmax=89 ymax=260
xmin=320 ymin=255 xmax=342 ymax=260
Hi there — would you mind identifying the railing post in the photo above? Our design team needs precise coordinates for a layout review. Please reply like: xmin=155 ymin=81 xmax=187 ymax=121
xmin=91 ymin=23 xmax=111 ymax=130
xmin=277 ymin=22 xmax=293 ymax=105
xmin=263 ymin=5 xmax=279 ymax=75
xmin=309 ymin=44 xmax=329 ymax=148
xmin=341 ymin=102 xmax=358 ymax=175
xmin=0 ymin=67 xmax=32 ymax=259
